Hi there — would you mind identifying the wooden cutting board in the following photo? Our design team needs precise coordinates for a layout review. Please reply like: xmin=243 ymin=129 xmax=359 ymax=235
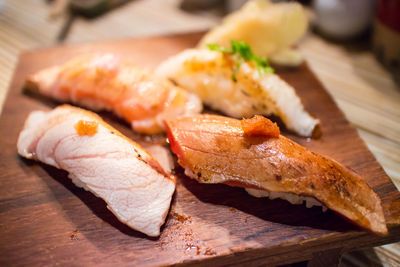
xmin=1 ymin=32 xmax=399 ymax=266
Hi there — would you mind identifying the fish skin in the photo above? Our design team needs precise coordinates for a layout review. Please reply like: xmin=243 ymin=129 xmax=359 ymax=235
xmin=164 ymin=114 xmax=387 ymax=235
xmin=18 ymin=105 xmax=175 ymax=237
xmin=156 ymin=49 xmax=318 ymax=137
xmin=26 ymin=54 xmax=202 ymax=135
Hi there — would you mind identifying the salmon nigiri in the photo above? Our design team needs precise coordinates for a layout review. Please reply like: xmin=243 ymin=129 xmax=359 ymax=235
xmin=18 ymin=105 xmax=175 ymax=236
xmin=26 ymin=54 xmax=202 ymax=134
xmin=165 ymin=114 xmax=387 ymax=235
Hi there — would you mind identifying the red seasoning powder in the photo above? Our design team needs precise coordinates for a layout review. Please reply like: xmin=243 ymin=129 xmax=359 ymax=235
xmin=241 ymin=115 xmax=280 ymax=137
xmin=74 ymin=120 xmax=98 ymax=136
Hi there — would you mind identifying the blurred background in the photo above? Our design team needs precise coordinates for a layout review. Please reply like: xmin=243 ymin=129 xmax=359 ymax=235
xmin=0 ymin=0 xmax=399 ymax=266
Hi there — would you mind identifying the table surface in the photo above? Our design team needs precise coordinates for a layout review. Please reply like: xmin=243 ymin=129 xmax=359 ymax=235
xmin=0 ymin=0 xmax=399 ymax=266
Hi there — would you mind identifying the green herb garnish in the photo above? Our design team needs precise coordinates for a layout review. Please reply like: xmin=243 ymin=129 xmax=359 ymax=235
xmin=207 ymin=40 xmax=274 ymax=82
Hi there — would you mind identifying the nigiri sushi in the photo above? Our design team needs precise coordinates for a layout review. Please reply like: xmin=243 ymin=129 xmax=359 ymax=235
xmin=156 ymin=45 xmax=319 ymax=137
xmin=17 ymin=105 xmax=175 ymax=237
xmin=164 ymin=114 xmax=387 ymax=235
xmin=26 ymin=54 xmax=202 ymax=135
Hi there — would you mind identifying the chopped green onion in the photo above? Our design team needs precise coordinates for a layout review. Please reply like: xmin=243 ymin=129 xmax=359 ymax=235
xmin=207 ymin=40 xmax=274 ymax=82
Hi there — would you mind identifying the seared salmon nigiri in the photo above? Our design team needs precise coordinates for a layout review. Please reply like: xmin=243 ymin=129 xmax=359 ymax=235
xmin=165 ymin=114 xmax=387 ymax=235
xmin=156 ymin=43 xmax=319 ymax=137
xmin=18 ymin=105 xmax=175 ymax=237
xmin=26 ymin=54 xmax=202 ymax=134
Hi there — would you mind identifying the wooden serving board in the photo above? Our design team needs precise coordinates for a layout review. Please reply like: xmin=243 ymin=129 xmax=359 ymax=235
xmin=1 ymin=32 xmax=400 ymax=266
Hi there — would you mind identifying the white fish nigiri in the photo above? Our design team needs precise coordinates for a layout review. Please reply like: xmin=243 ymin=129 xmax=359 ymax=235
xmin=17 ymin=105 xmax=175 ymax=237
xmin=156 ymin=49 xmax=319 ymax=137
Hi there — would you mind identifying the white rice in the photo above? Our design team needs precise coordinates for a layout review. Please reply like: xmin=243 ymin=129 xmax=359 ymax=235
xmin=245 ymin=188 xmax=328 ymax=212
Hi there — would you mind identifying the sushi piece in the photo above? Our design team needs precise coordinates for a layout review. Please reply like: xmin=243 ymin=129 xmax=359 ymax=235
xmin=156 ymin=47 xmax=319 ymax=137
xmin=17 ymin=105 xmax=175 ymax=237
xmin=164 ymin=114 xmax=387 ymax=235
xmin=26 ymin=54 xmax=202 ymax=135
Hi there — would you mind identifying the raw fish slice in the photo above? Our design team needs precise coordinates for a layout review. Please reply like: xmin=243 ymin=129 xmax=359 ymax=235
xmin=26 ymin=54 xmax=202 ymax=134
xmin=18 ymin=105 xmax=175 ymax=237
xmin=156 ymin=49 xmax=318 ymax=137
xmin=164 ymin=114 xmax=387 ymax=235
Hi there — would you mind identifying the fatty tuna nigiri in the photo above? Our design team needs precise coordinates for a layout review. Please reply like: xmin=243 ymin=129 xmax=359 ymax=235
xmin=165 ymin=114 xmax=387 ymax=235
xmin=26 ymin=54 xmax=202 ymax=134
xmin=18 ymin=105 xmax=175 ymax=236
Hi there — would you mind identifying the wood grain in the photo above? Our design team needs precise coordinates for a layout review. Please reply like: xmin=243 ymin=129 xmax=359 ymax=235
xmin=0 ymin=32 xmax=399 ymax=266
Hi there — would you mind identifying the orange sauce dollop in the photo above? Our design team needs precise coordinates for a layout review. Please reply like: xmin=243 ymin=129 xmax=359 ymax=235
xmin=241 ymin=115 xmax=280 ymax=138
xmin=74 ymin=120 xmax=98 ymax=136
